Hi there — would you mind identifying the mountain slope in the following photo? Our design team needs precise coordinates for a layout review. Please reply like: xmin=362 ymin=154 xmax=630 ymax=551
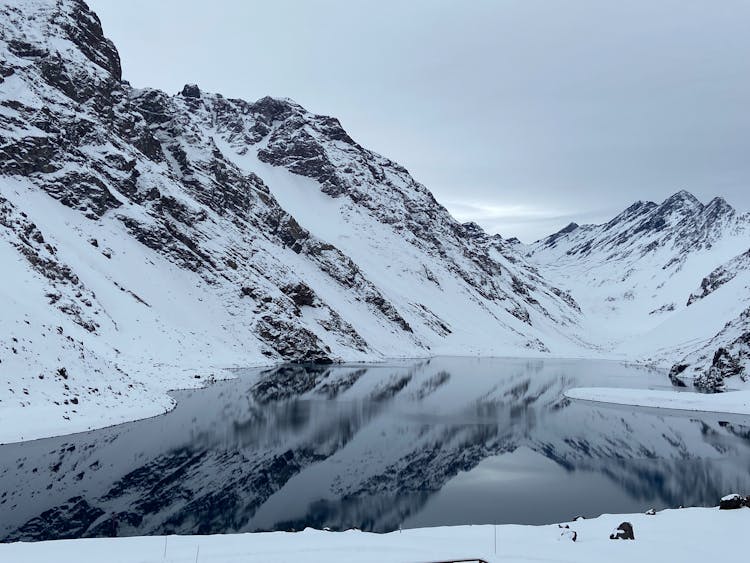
xmin=0 ymin=0 xmax=582 ymax=440
xmin=526 ymin=191 xmax=750 ymax=389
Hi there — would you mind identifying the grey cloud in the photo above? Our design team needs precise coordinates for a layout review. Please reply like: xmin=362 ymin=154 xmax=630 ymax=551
xmin=88 ymin=0 xmax=750 ymax=241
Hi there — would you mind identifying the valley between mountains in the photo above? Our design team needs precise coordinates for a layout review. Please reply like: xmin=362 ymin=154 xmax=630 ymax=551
xmin=1 ymin=0 xmax=748 ymax=442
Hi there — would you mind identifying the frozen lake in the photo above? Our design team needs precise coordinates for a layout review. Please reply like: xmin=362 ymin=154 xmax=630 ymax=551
xmin=2 ymin=357 xmax=749 ymax=541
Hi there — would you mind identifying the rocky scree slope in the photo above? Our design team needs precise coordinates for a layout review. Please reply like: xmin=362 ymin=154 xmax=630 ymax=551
xmin=526 ymin=191 xmax=750 ymax=391
xmin=0 ymin=0 xmax=581 ymax=439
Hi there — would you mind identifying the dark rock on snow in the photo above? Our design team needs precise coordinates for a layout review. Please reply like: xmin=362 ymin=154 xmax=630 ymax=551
xmin=719 ymin=494 xmax=747 ymax=510
xmin=610 ymin=521 xmax=635 ymax=540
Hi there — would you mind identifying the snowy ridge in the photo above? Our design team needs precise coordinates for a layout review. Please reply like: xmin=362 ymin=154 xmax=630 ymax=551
xmin=527 ymin=191 xmax=750 ymax=389
xmin=0 ymin=0 xmax=582 ymax=440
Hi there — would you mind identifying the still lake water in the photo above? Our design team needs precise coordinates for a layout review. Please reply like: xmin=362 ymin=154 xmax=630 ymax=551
xmin=1 ymin=357 xmax=750 ymax=542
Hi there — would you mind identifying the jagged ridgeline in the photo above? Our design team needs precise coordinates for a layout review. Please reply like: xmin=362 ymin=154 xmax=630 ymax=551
xmin=526 ymin=190 xmax=750 ymax=391
xmin=0 ymin=0 xmax=580 ymax=394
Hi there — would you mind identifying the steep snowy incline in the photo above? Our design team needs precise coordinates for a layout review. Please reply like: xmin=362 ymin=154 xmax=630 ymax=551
xmin=178 ymin=90 xmax=583 ymax=354
xmin=526 ymin=191 xmax=750 ymax=389
xmin=0 ymin=0 xmax=583 ymax=440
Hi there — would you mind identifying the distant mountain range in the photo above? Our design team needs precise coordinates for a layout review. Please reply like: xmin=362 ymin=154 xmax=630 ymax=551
xmin=0 ymin=0 xmax=747 ymax=438
xmin=525 ymin=190 xmax=750 ymax=390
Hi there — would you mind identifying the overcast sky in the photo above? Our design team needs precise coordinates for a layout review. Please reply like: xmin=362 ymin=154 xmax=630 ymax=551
xmin=88 ymin=0 xmax=750 ymax=242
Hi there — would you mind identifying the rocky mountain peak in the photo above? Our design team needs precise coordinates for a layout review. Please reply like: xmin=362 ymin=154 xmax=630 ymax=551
xmin=1 ymin=0 xmax=121 ymax=80
xmin=56 ymin=0 xmax=122 ymax=79
xmin=537 ymin=222 xmax=580 ymax=248
xmin=180 ymin=83 xmax=201 ymax=98
xmin=461 ymin=221 xmax=486 ymax=239
xmin=249 ymin=95 xmax=300 ymax=123
xmin=535 ymin=189 xmax=746 ymax=261
xmin=663 ymin=189 xmax=701 ymax=205
xmin=655 ymin=189 xmax=704 ymax=218
xmin=704 ymin=196 xmax=736 ymax=221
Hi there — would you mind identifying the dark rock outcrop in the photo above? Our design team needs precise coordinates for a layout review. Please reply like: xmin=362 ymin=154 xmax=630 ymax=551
xmin=719 ymin=494 xmax=746 ymax=510
xmin=609 ymin=521 xmax=635 ymax=540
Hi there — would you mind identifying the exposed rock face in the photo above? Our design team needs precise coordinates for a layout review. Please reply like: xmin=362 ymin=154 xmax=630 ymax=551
xmin=718 ymin=494 xmax=746 ymax=510
xmin=668 ymin=309 xmax=750 ymax=392
xmin=609 ymin=521 xmax=635 ymax=540
xmin=668 ymin=364 xmax=689 ymax=387
xmin=688 ymin=249 xmax=750 ymax=306
xmin=180 ymin=83 xmax=201 ymax=98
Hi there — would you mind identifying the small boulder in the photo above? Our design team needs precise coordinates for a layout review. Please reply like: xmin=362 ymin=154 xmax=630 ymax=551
xmin=610 ymin=522 xmax=635 ymax=540
xmin=719 ymin=493 xmax=745 ymax=510
xmin=281 ymin=282 xmax=316 ymax=307
xmin=645 ymin=508 xmax=656 ymax=516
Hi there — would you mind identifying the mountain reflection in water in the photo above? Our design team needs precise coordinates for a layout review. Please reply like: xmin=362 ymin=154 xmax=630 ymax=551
xmin=1 ymin=357 xmax=749 ymax=542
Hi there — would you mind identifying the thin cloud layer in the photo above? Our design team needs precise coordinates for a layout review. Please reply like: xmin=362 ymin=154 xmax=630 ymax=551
xmin=89 ymin=0 xmax=750 ymax=241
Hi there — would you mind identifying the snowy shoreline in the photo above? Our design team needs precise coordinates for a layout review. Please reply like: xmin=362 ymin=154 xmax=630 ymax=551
xmin=565 ymin=386 xmax=750 ymax=415
xmin=0 ymin=364 xmax=245 ymax=446
xmin=1 ymin=507 xmax=747 ymax=562
xmin=0 ymin=353 xmax=654 ymax=447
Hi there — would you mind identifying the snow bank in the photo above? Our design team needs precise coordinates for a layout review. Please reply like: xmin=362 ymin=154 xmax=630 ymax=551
xmin=0 ymin=507 xmax=745 ymax=562
xmin=0 ymin=366 xmax=237 ymax=445
xmin=566 ymin=387 xmax=750 ymax=415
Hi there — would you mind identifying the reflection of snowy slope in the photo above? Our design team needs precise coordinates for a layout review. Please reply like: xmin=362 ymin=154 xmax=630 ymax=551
xmin=2 ymin=359 xmax=748 ymax=540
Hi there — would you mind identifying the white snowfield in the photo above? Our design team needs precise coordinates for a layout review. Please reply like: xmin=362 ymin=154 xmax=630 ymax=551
xmin=1 ymin=507 xmax=746 ymax=562
xmin=566 ymin=387 xmax=750 ymax=415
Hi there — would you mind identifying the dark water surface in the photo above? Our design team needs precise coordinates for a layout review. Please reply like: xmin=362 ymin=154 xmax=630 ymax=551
xmin=1 ymin=357 xmax=750 ymax=542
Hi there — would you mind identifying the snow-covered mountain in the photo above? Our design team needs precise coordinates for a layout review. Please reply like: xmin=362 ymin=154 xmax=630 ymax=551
xmin=1 ymin=0 xmax=748 ymax=442
xmin=0 ymin=0 xmax=584 ymax=438
xmin=526 ymin=190 xmax=750 ymax=390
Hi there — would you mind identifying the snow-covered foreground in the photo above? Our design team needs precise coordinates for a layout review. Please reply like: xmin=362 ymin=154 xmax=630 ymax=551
xmin=566 ymin=387 xmax=750 ymax=415
xmin=1 ymin=507 xmax=746 ymax=562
